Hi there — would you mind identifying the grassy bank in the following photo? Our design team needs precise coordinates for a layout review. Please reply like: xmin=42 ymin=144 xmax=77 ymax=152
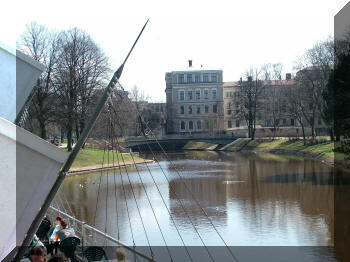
xmin=184 ymin=141 xmax=218 ymax=150
xmin=226 ymin=138 xmax=349 ymax=166
xmin=69 ymin=148 xmax=145 ymax=171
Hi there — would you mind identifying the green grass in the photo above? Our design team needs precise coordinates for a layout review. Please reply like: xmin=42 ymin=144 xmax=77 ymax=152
xmin=69 ymin=148 xmax=143 ymax=168
xmin=184 ymin=141 xmax=217 ymax=149
xmin=230 ymin=138 xmax=336 ymax=159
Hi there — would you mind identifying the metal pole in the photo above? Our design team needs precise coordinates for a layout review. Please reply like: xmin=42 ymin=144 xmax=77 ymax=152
xmin=13 ymin=19 xmax=149 ymax=262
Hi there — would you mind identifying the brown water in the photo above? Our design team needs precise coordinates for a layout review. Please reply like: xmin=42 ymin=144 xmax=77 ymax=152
xmin=56 ymin=151 xmax=350 ymax=261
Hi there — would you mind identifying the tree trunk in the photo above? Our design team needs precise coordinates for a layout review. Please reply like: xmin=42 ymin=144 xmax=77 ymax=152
xmin=329 ymin=127 xmax=334 ymax=141
xmin=60 ymin=128 xmax=65 ymax=143
xmin=301 ymin=124 xmax=306 ymax=145
xmin=39 ymin=121 xmax=47 ymax=140
xmin=80 ymin=121 xmax=85 ymax=148
xmin=66 ymin=124 xmax=73 ymax=151
xmin=75 ymin=123 xmax=80 ymax=141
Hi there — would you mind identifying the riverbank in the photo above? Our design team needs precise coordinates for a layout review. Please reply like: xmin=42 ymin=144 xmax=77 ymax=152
xmin=184 ymin=138 xmax=350 ymax=169
xmin=68 ymin=148 xmax=153 ymax=174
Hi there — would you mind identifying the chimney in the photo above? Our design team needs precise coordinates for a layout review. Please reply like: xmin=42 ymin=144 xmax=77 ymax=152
xmin=188 ymin=60 xmax=192 ymax=67
xmin=286 ymin=73 xmax=291 ymax=80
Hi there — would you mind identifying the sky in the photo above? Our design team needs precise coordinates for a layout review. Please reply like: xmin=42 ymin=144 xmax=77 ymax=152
xmin=1 ymin=0 xmax=348 ymax=102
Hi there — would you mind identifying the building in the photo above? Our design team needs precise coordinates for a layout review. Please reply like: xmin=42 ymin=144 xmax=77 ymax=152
xmin=165 ymin=62 xmax=328 ymax=137
xmin=223 ymin=73 xmax=328 ymax=137
xmin=165 ymin=60 xmax=224 ymax=134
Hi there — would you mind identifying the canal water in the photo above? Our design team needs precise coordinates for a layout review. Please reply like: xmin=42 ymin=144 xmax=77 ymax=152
xmin=57 ymin=151 xmax=345 ymax=261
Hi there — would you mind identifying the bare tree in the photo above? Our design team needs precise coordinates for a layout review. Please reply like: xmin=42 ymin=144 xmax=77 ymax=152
xmin=18 ymin=22 xmax=60 ymax=139
xmin=261 ymin=63 xmax=285 ymax=139
xmin=294 ymin=37 xmax=334 ymax=139
xmin=54 ymin=28 xmax=109 ymax=151
xmin=237 ymin=67 xmax=266 ymax=139
xmin=283 ymin=83 xmax=307 ymax=144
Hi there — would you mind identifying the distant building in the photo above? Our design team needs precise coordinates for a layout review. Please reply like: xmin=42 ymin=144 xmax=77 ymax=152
xmin=165 ymin=63 xmax=328 ymax=137
xmin=223 ymin=72 xmax=327 ymax=137
xmin=165 ymin=60 xmax=224 ymax=134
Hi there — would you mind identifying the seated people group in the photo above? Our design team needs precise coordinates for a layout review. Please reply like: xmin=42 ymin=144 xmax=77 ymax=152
xmin=43 ymin=216 xmax=77 ymax=255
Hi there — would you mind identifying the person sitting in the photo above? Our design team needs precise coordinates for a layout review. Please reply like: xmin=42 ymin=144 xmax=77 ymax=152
xmin=49 ymin=216 xmax=63 ymax=242
xmin=55 ymin=219 xmax=76 ymax=242
xmin=46 ymin=216 xmax=63 ymax=255
xmin=20 ymin=246 xmax=47 ymax=262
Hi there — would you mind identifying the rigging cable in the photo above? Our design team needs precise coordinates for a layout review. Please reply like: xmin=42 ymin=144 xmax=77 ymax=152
xmin=109 ymin=117 xmax=155 ymax=259
xmin=111 ymin=123 xmax=175 ymax=261
xmin=119 ymin=83 xmax=239 ymax=262
xmin=110 ymin=98 xmax=192 ymax=262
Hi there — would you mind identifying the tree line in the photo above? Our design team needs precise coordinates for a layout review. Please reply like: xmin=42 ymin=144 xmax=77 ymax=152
xmin=232 ymin=35 xmax=350 ymax=143
xmin=18 ymin=22 xmax=163 ymax=150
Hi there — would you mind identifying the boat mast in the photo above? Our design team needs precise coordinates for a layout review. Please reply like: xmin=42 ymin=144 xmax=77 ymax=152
xmin=13 ymin=19 xmax=149 ymax=262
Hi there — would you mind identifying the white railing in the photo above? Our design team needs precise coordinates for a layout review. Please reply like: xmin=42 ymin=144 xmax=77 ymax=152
xmin=47 ymin=206 xmax=155 ymax=262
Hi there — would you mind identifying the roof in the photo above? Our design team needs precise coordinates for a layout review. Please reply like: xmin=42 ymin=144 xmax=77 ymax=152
xmin=168 ymin=67 xmax=222 ymax=73
xmin=223 ymin=79 xmax=296 ymax=88
xmin=223 ymin=81 xmax=240 ymax=88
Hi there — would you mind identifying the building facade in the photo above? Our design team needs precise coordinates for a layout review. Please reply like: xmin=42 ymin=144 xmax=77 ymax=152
xmin=165 ymin=61 xmax=224 ymax=134
xmin=166 ymin=64 xmax=328 ymax=137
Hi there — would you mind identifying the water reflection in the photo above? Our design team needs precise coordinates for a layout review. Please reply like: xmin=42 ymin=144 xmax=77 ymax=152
xmin=56 ymin=151 xmax=344 ymax=259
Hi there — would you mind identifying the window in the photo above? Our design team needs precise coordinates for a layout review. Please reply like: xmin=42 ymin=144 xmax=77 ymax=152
xmin=197 ymin=121 xmax=202 ymax=130
xmin=234 ymin=91 xmax=240 ymax=98
xmin=181 ymin=121 xmax=185 ymax=130
xmin=179 ymin=74 xmax=184 ymax=84
xmin=282 ymin=104 xmax=286 ymax=113
xmin=236 ymin=120 xmax=240 ymax=127
xmin=180 ymin=105 xmax=184 ymax=114
xmin=179 ymin=90 xmax=184 ymax=101
xmin=226 ymin=91 xmax=233 ymax=98
xmin=205 ymin=105 xmax=209 ymax=113
xmin=195 ymin=74 xmax=200 ymax=83
xmin=235 ymin=102 xmax=239 ymax=109
xmin=189 ymin=121 xmax=194 ymax=130
xmin=205 ymin=120 xmax=209 ymax=129
xmin=291 ymin=119 xmax=295 ymax=126
xmin=196 ymin=106 xmax=201 ymax=114
xmin=203 ymin=73 xmax=209 ymax=82
xmin=188 ymin=105 xmax=192 ymax=114
xmin=213 ymin=104 xmax=217 ymax=113
xmin=211 ymin=73 xmax=217 ymax=83
xmin=187 ymin=74 xmax=192 ymax=83
xmin=212 ymin=88 xmax=217 ymax=99
xmin=204 ymin=89 xmax=209 ymax=99
xmin=227 ymin=102 xmax=232 ymax=115
xmin=187 ymin=90 xmax=193 ymax=100
xmin=228 ymin=120 xmax=232 ymax=128
xmin=195 ymin=89 xmax=201 ymax=99
xmin=282 ymin=118 xmax=286 ymax=124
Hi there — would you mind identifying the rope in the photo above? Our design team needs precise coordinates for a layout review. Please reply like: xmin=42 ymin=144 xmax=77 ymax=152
xmin=110 ymin=98 xmax=191 ymax=261
xmin=117 ymin=82 xmax=239 ymax=262
xmin=106 ymin=105 xmax=154 ymax=259
xmin=93 ymin=141 xmax=107 ymax=228
xmin=112 ymin=130 xmax=173 ymax=260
